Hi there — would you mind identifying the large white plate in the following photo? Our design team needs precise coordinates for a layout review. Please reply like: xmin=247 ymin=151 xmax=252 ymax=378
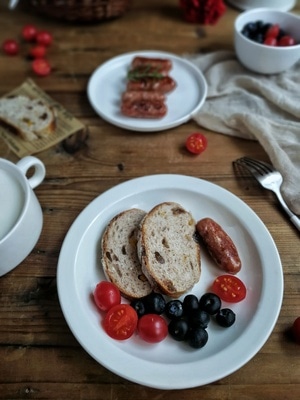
xmin=57 ymin=174 xmax=283 ymax=389
xmin=87 ymin=50 xmax=207 ymax=132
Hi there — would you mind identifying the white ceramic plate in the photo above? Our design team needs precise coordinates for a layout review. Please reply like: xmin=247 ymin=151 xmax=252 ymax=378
xmin=57 ymin=174 xmax=283 ymax=389
xmin=227 ymin=0 xmax=296 ymax=12
xmin=87 ymin=51 xmax=207 ymax=132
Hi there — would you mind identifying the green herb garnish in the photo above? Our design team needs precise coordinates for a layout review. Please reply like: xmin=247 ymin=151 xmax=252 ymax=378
xmin=127 ymin=65 xmax=164 ymax=81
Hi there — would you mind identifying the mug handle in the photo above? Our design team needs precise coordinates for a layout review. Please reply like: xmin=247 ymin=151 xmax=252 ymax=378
xmin=16 ymin=156 xmax=46 ymax=189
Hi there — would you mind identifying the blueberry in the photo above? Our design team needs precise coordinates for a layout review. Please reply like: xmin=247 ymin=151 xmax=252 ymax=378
xmin=165 ymin=300 xmax=184 ymax=320
xmin=187 ymin=327 xmax=208 ymax=349
xmin=199 ymin=293 xmax=221 ymax=315
xmin=216 ymin=308 xmax=236 ymax=328
xmin=168 ymin=319 xmax=189 ymax=341
xmin=183 ymin=294 xmax=199 ymax=315
xmin=130 ymin=298 xmax=146 ymax=318
xmin=189 ymin=309 xmax=210 ymax=329
xmin=144 ymin=292 xmax=166 ymax=314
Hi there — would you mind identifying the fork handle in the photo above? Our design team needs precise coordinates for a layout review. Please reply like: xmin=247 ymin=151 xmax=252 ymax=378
xmin=275 ymin=190 xmax=300 ymax=232
xmin=290 ymin=215 xmax=300 ymax=232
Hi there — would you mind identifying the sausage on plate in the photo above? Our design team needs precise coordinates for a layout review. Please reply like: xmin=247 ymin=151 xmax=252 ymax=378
xmin=121 ymin=91 xmax=167 ymax=119
xmin=196 ymin=217 xmax=242 ymax=274
xmin=131 ymin=56 xmax=172 ymax=74
xmin=127 ymin=76 xmax=176 ymax=93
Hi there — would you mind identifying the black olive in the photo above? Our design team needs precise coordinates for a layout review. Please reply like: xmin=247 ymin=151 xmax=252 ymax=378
xmin=189 ymin=309 xmax=210 ymax=329
xmin=183 ymin=294 xmax=199 ymax=315
xmin=168 ymin=319 xmax=189 ymax=341
xmin=143 ymin=292 xmax=166 ymax=314
xmin=165 ymin=300 xmax=184 ymax=320
xmin=216 ymin=308 xmax=236 ymax=328
xmin=130 ymin=298 xmax=147 ymax=318
xmin=187 ymin=327 xmax=208 ymax=349
xmin=199 ymin=293 xmax=221 ymax=315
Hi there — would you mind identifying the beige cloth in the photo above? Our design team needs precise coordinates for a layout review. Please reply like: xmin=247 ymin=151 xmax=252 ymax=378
xmin=185 ymin=51 xmax=300 ymax=215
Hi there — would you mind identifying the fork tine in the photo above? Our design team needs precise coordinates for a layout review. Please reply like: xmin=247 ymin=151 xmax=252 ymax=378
xmin=233 ymin=157 xmax=273 ymax=177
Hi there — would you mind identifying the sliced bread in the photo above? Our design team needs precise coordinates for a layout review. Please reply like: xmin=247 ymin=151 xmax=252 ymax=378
xmin=101 ymin=208 xmax=152 ymax=300
xmin=137 ymin=202 xmax=201 ymax=298
xmin=0 ymin=95 xmax=56 ymax=141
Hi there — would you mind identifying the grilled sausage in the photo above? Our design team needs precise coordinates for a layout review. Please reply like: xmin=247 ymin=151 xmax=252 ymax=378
xmin=127 ymin=76 xmax=176 ymax=93
xmin=131 ymin=56 xmax=172 ymax=74
xmin=196 ymin=217 xmax=242 ymax=274
xmin=121 ymin=91 xmax=167 ymax=119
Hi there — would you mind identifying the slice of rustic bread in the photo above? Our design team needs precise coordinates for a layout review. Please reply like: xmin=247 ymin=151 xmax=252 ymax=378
xmin=0 ymin=95 xmax=55 ymax=141
xmin=137 ymin=202 xmax=201 ymax=298
xmin=101 ymin=208 xmax=152 ymax=300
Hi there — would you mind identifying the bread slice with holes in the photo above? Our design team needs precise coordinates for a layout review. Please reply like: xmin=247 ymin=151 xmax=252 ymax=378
xmin=137 ymin=202 xmax=201 ymax=298
xmin=0 ymin=95 xmax=56 ymax=141
xmin=101 ymin=208 xmax=152 ymax=300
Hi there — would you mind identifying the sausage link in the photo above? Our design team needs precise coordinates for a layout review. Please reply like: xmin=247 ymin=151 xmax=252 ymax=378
xmin=131 ymin=56 xmax=172 ymax=73
xmin=196 ymin=217 xmax=241 ymax=274
xmin=121 ymin=91 xmax=167 ymax=119
xmin=127 ymin=76 xmax=176 ymax=93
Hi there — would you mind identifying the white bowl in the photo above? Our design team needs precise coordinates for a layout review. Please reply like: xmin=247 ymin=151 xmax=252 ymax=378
xmin=228 ymin=0 xmax=296 ymax=12
xmin=234 ymin=8 xmax=300 ymax=74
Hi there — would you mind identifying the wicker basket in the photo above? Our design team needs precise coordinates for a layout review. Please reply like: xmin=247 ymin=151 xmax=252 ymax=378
xmin=29 ymin=0 xmax=131 ymax=22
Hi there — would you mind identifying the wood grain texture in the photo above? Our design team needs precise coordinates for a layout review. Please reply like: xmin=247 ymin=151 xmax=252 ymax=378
xmin=0 ymin=1 xmax=299 ymax=399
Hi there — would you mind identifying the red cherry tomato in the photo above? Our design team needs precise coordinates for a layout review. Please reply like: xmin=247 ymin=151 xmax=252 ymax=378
xmin=292 ymin=317 xmax=300 ymax=344
xmin=36 ymin=30 xmax=53 ymax=47
xmin=32 ymin=58 xmax=51 ymax=76
xmin=137 ymin=314 xmax=168 ymax=343
xmin=93 ymin=281 xmax=121 ymax=312
xmin=264 ymin=37 xmax=277 ymax=46
xmin=2 ymin=39 xmax=19 ymax=56
xmin=103 ymin=304 xmax=138 ymax=340
xmin=185 ymin=133 xmax=208 ymax=155
xmin=278 ymin=35 xmax=296 ymax=47
xmin=29 ymin=45 xmax=47 ymax=59
xmin=22 ymin=24 xmax=38 ymax=42
xmin=212 ymin=275 xmax=246 ymax=303
xmin=265 ymin=24 xmax=280 ymax=39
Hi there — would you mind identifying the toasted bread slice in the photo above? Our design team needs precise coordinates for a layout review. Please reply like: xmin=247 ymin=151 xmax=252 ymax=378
xmin=0 ymin=95 xmax=55 ymax=141
xmin=101 ymin=208 xmax=152 ymax=300
xmin=137 ymin=202 xmax=201 ymax=298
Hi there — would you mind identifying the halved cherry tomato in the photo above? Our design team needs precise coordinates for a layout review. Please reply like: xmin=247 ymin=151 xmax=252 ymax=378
xmin=103 ymin=304 xmax=138 ymax=340
xmin=93 ymin=281 xmax=121 ymax=312
xmin=22 ymin=24 xmax=38 ymax=42
xmin=137 ymin=314 xmax=168 ymax=343
xmin=292 ymin=317 xmax=300 ymax=344
xmin=212 ymin=275 xmax=246 ymax=303
xmin=36 ymin=30 xmax=53 ymax=47
xmin=32 ymin=58 xmax=51 ymax=76
xmin=185 ymin=133 xmax=207 ymax=155
xmin=264 ymin=37 xmax=277 ymax=46
xmin=29 ymin=45 xmax=47 ymax=59
xmin=2 ymin=39 xmax=19 ymax=56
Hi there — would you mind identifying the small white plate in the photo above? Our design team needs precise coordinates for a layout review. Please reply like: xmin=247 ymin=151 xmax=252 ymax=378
xmin=87 ymin=50 xmax=207 ymax=132
xmin=57 ymin=174 xmax=283 ymax=389
xmin=227 ymin=0 xmax=296 ymax=12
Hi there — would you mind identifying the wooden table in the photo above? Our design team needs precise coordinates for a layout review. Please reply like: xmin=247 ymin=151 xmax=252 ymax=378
xmin=0 ymin=1 xmax=299 ymax=399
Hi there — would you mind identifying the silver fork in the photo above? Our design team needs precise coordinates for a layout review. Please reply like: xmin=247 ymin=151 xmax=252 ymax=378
xmin=233 ymin=157 xmax=300 ymax=232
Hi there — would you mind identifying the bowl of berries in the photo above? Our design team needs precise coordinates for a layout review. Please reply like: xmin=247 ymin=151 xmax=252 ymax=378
xmin=234 ymin=8 xmax=300 ymax=74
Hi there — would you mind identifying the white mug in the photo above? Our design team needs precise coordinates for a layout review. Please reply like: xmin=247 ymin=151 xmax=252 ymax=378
xmin=0 ymin=156 xmax=46 ymax=276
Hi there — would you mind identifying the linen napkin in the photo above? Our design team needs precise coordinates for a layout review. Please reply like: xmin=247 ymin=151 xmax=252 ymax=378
xmin=185 ymin=51 xmax=300 ymax=216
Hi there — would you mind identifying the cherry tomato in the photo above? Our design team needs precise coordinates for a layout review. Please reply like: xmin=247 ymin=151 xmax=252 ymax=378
xmin=36 ymin=30 xmax=53 ymax=47
xmin=29 ymin=45 xmax=47 ymax=59
xmin=93 ymin=281 xmax=121 ymax=312
xmin=32 ymin=58 xmax=51 ymax=76
xmin=137 ymin=314 xmax=168 ymax=343
xmin=265 ymin=24 xmax=280 ymax=39
xmin=263 ymin=37 xmax=277 ymax=46
xmin=212 ymin=275 xmax=246 ymax=303
xmin=103 ymin=304 xmax=138 ymax=340
xmin=278 ymin=35 xmax=296 ymax=47
xmin=292 ymin=317 xmax=300 ymax=344
xmin=2 ymin=39 xmax=19 ymax=56
xmin=22 ymin=24 xmax=38 ymax=42
xmin=185 ymin=133 xmax=207 ymax=155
